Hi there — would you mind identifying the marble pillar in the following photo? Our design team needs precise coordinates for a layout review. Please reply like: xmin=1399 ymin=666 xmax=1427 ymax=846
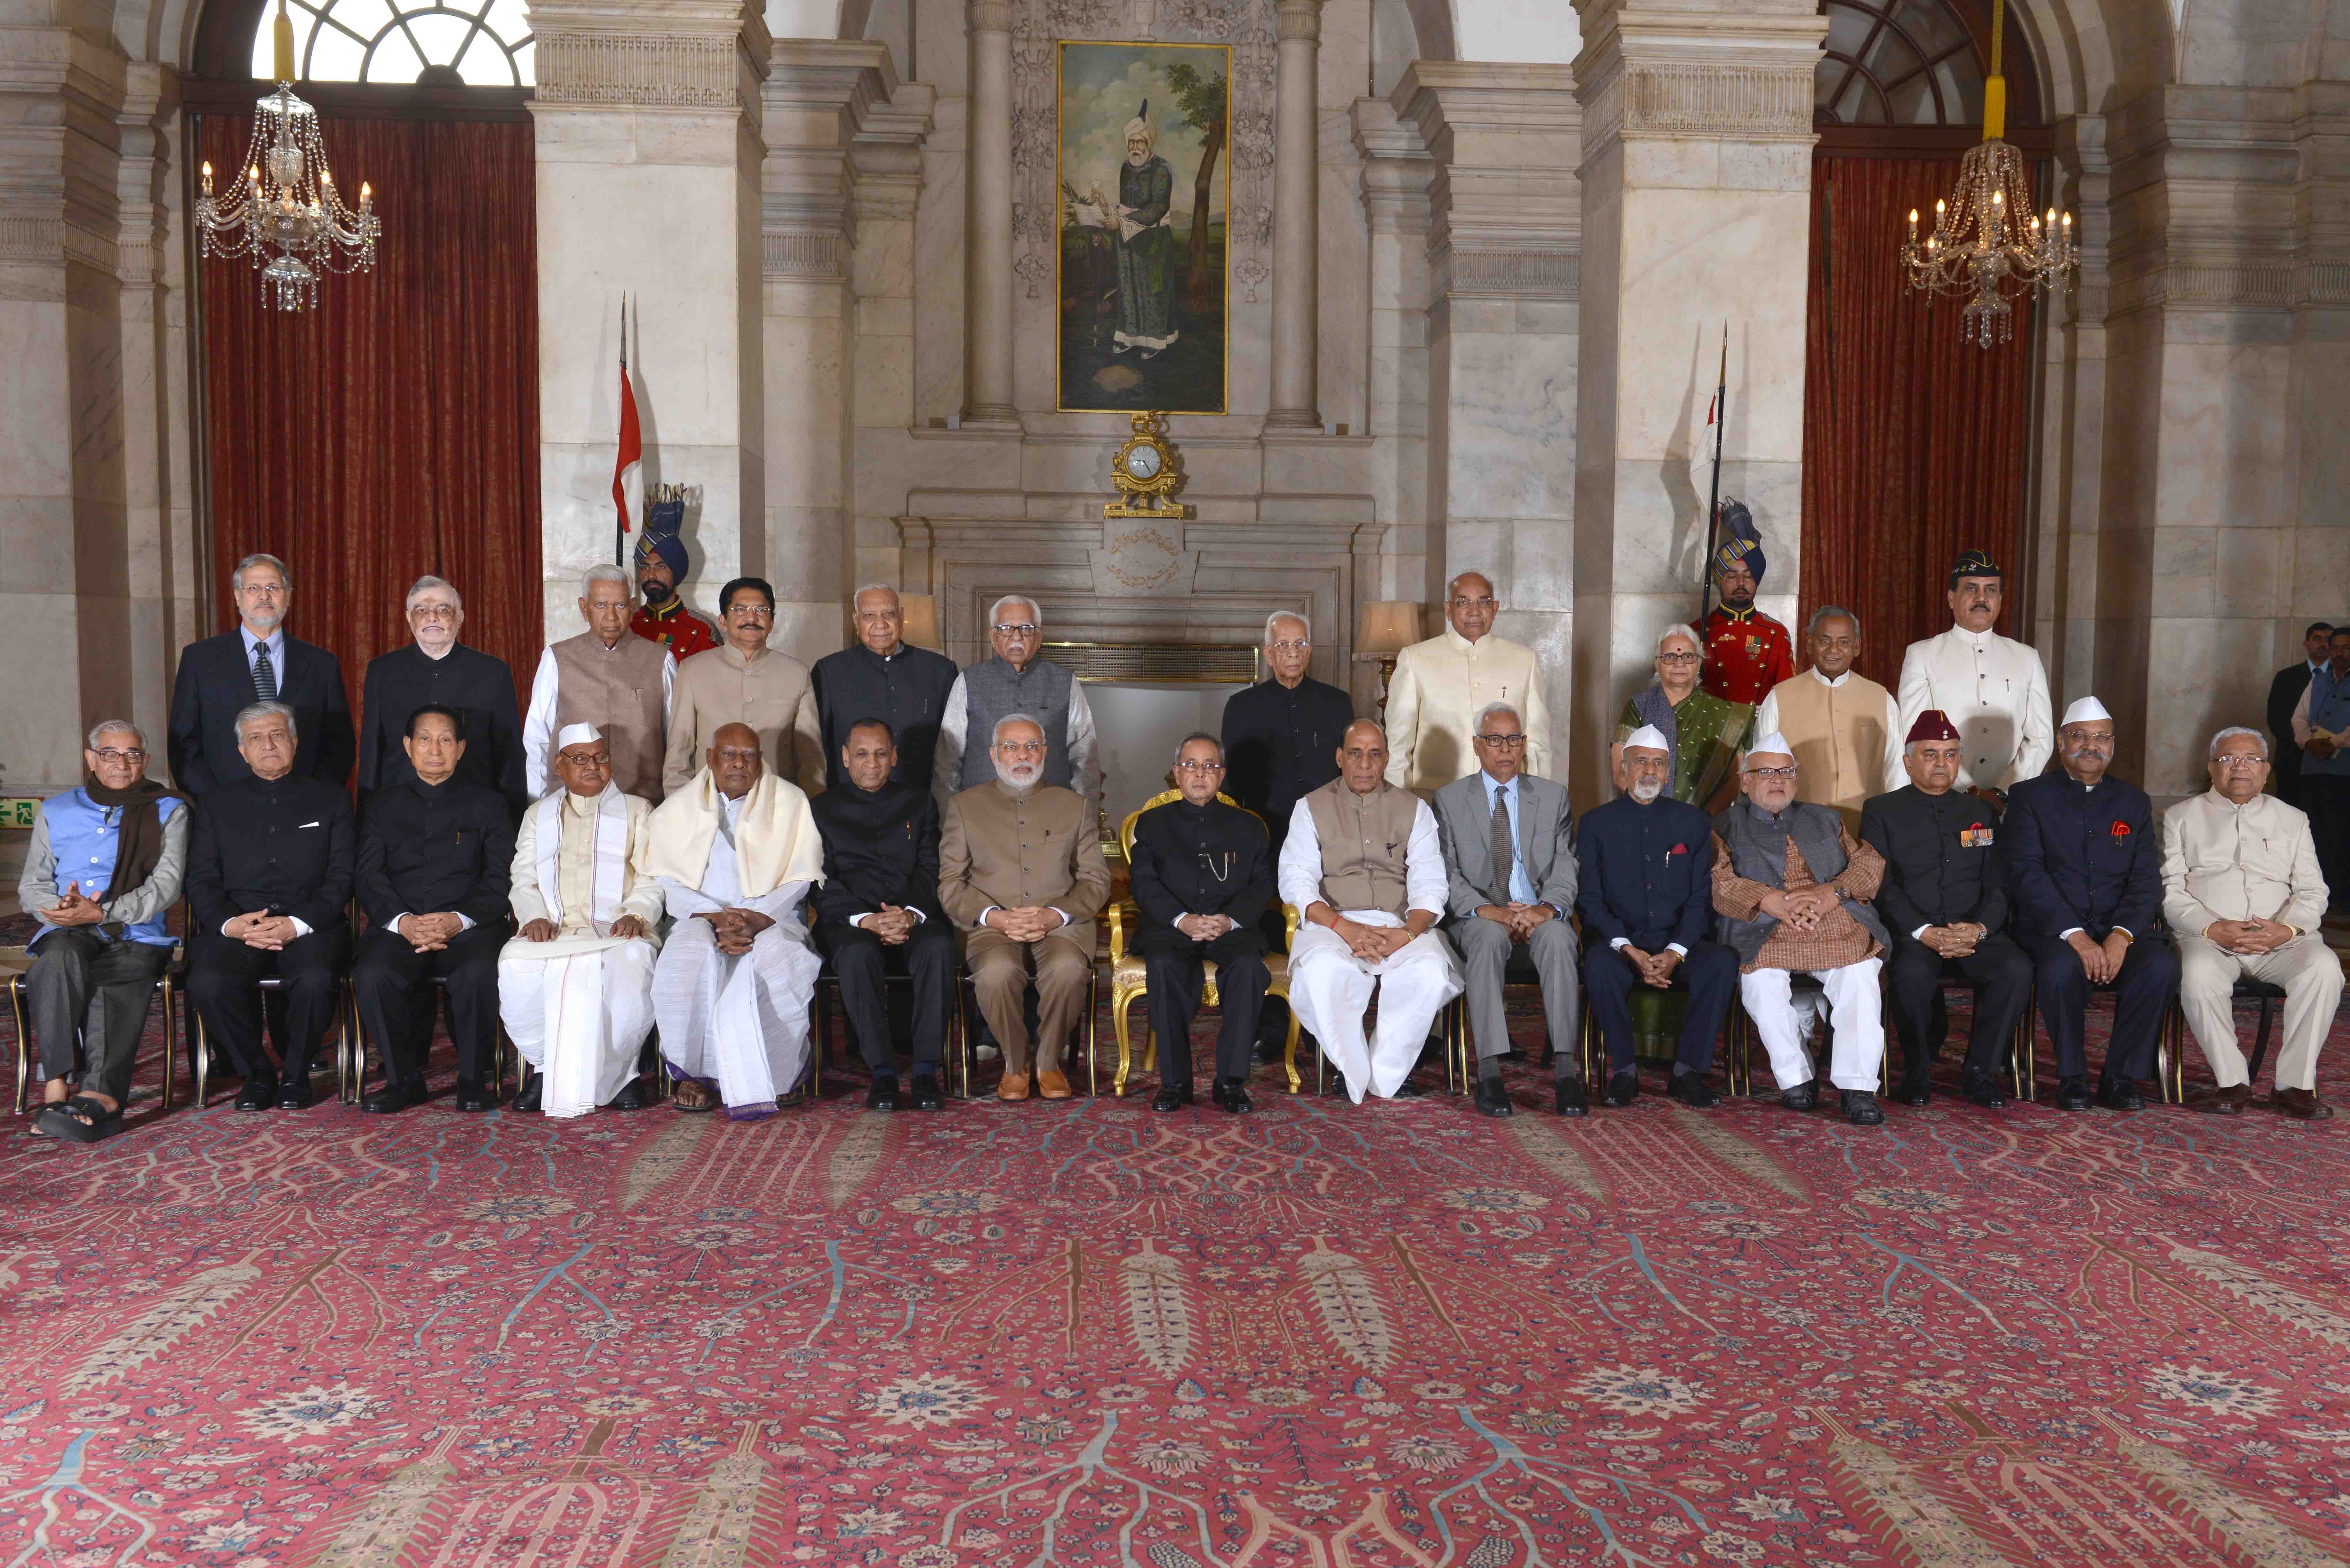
xmin=529 ymin=0 xmax=771 ymax=642
xmin=960 ymin=0 xmax=1017 ymax=428
xmin=1265 ymin=0 xmax=1323 ymax=431
xmin=1567 ymin=0 xmax=1822 ymax=808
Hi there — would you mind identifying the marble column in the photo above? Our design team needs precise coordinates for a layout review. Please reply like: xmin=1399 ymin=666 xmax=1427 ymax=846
xmin=960 ymin=0 xmax=1017 ymax=428
xmin=528 ymin=0 xmax=771 ymax=641
xmin=1264 ymin=0 xmax=1322 ymax=431
xmin=1567 ymin=0 xmax=1823 ymax=807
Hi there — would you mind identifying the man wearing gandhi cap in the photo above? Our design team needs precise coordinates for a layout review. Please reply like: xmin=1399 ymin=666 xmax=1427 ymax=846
xmin=1860 ymin=708 xmax=2034 ymax=1108
xmin=498 ymin=722 xmax=666 ymax=1116
xmin=1711 ymin=731 xmax=1893 ymax=1125
xmin=1895 ymin=548 xmax=2054 ymax=800
xmin=2000 ymin=696 xmax=2176 ymax=1110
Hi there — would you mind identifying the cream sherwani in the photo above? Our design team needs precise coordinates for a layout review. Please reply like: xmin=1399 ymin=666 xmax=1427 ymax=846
xmin=1894 ymin=625 xmax=2053 ymax=790
xmin=1383 ymin=628 xmax=1552 ymax=792
xmin=2161 ymin=789 xmax=2342 ymax=1092
xmin=646 ymin=770 xmax=826 ymax=1115
xmin=498 ymin=784 xmax=665 ymax=1117
xmin=662 ymin=643 xmax=826 ymax=796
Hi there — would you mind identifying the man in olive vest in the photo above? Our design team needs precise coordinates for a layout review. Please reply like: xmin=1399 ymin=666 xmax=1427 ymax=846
xmin=932 ymin=594 xmax=1100 ymax=813
xmin=524 ymin=564 xmax=677 ymax=802
xmin=1751 ymin=605 xmax=1901 ymax=831
xmin=1278 ymin=720 xmax=1463 ymax=1101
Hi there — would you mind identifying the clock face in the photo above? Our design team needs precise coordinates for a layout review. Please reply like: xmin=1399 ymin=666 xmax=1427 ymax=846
xmin=1123 ymin=442 xmax=1163 ymax=482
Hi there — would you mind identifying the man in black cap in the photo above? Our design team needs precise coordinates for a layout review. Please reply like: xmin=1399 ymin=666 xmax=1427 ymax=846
xmin=1894 ymin=549 xmax=2054 ymax=805
xmin=2268 ymin=621 xmax=2333 ymax=810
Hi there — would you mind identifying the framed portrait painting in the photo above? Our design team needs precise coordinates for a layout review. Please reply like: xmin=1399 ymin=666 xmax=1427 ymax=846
xmin=1056 ymin=40 xmax=1230 ymax=415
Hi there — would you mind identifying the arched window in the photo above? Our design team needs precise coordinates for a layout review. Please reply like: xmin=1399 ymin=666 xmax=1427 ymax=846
xmin=246 ymin=0 xmax=535 ymax=86
xmin=1815 ymin=0 xmax=2042 ymax=134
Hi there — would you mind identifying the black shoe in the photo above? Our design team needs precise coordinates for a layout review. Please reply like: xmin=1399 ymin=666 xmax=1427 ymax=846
xmin=777 ymin=1084 xmax=808 ymax=1109
xmin=1893 ymin=1071 xmax=1932 ymax=1107
xmin=360 ymin=1081 xmax=426 ymax=1115
xmin=1961 ymin=1070 xmax=2008 ymax=1109
xmin=1553 ymin=1076 xmax=1589 ymax=1117
xmin=455 ymin=1080 xmax=495 ymax=1113
xmin=234 ymin=1077 xmax=279 ymax=1112
xmin=1325 ymin=1072 xmax=1350 ymax=1099
xmin=1153 ymin=1084 xmax=1193 ymax=1112
xmin=1213 ymin=1077 xmax=1254 ymax=1114
xmin=1842 ymin=1089 xmax=1885 ymax=1126
xmin=511 ymin=1072 xmax=543 ymax=1113
xmin=1392 ymin=1077 xmax=1427 ymax=1098
xmin=1474 ymin=1077 xmax=1514 ymax=1118
xmin=277 ymin=1079 xmax=314 ymax=1111
xmin=607 ymin=1080 xmax=647 ymax=1112
xmin=1669 ymin=1071 xmax=1718 ymax=1109
xmin=866 ymin=1073 xmax=901 ymax=1112
xmin=1780 ymin=1079 xmax=1818 ymax=1112
xmin=909 ymin=1072 xmax=945 ymax=1111
xmin=2096 ymin=1076 xmax=2144 ymax=1111
xmin=2056 ymin=1074 xmax=2093 ymax=1111
xmin=1603 ymin=1069 xmax=1640 ymax=1108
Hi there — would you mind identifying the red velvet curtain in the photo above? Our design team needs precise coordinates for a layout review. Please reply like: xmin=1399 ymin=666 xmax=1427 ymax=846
xmin=198 ymin=113 xmax=541 ymax=720
xmin=1799 ymin=154 xmax=2035 ymax=679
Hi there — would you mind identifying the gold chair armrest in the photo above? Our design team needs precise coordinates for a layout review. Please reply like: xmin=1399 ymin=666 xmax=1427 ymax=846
xmin=1283 ymin=902 xmax=1300 ymax=947
xmin=1107 ymin=898 xmax=1130 ymax=963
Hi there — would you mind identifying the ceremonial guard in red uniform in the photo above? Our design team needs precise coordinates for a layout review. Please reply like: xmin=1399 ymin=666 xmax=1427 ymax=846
xmin=628 ymin=493 xmax=720 ymax=659
xmin=1701 ymin=501 xmax=1793 ymax=706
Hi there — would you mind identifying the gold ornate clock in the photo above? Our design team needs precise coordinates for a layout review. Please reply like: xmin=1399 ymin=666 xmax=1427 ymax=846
xmin=1106 ymin=411 xmax=1188 ymax=519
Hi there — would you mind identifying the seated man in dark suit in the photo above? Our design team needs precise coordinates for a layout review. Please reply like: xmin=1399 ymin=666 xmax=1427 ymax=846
xmin=168 ymin=552 xmax=355 ymax=796
xmin=352 ymin=705 xmax=517 ymax=1114
xmin=2002 ymin=696 xmax=2179 ymax=1111
xmin=1573 ymin=725 xmax=1737 ymax=1114
xmin=1859 ymin=709 xmax=2033 ymax=1109
xmin=186 ymin=701 xmax=357 ymax=1110
xmin=1128 ymin=733 xmax=1275 ymax=1114
xmin=811 ymin=718 xmax=951 ymax=1112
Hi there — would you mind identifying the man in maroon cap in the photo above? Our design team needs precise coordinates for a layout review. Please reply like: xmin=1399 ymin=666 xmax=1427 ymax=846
xmin=1858 ymin=709 xmax=2034 ymax=1108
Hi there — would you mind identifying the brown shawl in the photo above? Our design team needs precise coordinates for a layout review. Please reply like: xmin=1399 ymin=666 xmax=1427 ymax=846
xmin=84 ymin=777 xmax=185 ymax=902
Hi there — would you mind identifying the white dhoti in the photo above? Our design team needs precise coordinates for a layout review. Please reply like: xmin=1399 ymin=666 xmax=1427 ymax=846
xmin=498 ymin=933 xmax=659 ymax=1118
xmin=652 ymin=918 xmax=822 ymax=1116
xmin=1287 ymin=913 xmax=1464 ymax=1102
xmin=1739 ymin=959 xmax=1885 ymax=1092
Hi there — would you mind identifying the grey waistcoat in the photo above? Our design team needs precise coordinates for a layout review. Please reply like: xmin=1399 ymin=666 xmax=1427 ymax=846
xmin=1712 ymin=795 xmax=1891 ymax=965
xmin=959 ymin=656 xmax=1076 ymax=792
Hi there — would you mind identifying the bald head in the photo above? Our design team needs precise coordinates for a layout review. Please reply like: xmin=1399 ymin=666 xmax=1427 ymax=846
xmin=709 ymin=721 xmax=765 ymax=798
xmin=1338 ymin=720 xmax=1389 ymax=794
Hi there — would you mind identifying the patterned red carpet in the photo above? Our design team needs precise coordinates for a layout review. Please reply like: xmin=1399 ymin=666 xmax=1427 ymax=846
xmin=7 ymin=998 xmax=2350 ymax=1567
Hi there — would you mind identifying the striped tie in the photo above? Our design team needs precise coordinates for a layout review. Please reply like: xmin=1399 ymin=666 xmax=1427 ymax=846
xmin=253 ymin=641 xmax=278 ymax=701
xmin=1490 ymin=786 xmax=1514 ymax=903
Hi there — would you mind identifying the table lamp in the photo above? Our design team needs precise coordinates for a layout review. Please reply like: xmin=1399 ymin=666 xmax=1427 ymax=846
xmin=1354 ymin=600 xmax=1423 ymax=711
xmin=899 ymin=593 xmax=940 ymax=650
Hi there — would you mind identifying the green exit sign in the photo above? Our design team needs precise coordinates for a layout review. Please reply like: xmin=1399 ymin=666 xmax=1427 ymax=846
xmin=0 ymin=799 xmax=39 ymax=829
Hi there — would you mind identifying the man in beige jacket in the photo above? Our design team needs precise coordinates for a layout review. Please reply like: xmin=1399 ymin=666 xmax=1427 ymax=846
xmin=1383 ymin=572 xmax=1551 ymax=792
xmin=663 ymin=576 xmax=824 ymax=795
xmin=938 ymin=714 xmax=1111 ymax=1101
xmin=2163 ymin=725 xmax=2342 ymax=1119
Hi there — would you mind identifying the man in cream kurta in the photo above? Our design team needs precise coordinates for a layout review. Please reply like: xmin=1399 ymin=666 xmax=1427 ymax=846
xmin=647 ymin=722 xmax=827 ymax=1118
xmin=499 ymin=724 xmax=665 ymax=1118
xmin=2163 ymin=727 xmax=2343 ymax=1119
xmin=1283 ymin=721 xmax=1463 ymax=1101
xmin=1895 ymin=550 xmax=2052 ymax=795
xmin=1383 ymin=572 xmax=1551 ymax=792
xmin=1753 ymin=606 xmax=1901 ymax=829
xmin=662 ymin=576 xmax=825 ymax=795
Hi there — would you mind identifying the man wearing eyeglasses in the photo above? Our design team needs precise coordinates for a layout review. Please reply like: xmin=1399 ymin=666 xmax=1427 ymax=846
xmin=663 ymin=577 xmax=825 ymax=796
xmin=1222 ymin=612 xmax=1354 ymax=867
xmin=1383 ymin=572 xmax=1550 ymax=794
xmin=1433 ymin=703 xmax=1578 ymax=1119
xmin=1712 ymin=733 xmax=1892 ymax=1125
xmin=1127 ymin=734 xmax=1275 ymax=1113
xmin=169 ymin=551 xmax=355 ymax=796
xmin=357 ymin=575 xmax=527 ymax=817
xmin=811 ymin=584 xmax=960 ymax=792
xmin=932 ymin=595 xmax=1101 ymax=813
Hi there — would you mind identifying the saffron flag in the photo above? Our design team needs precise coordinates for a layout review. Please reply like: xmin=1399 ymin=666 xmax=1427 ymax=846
xmin=612 ymin=301 xmax=641 ymax=536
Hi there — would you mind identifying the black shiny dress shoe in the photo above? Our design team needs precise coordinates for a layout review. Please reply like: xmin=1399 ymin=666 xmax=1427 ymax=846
xmin=1603 ymin=1069 xmax=1641 ymax=1108
xmin=277 ymin=1079 xmax=315 ymax=1111
xmin=909 ymin=1072 xmax=945 ymax=1111
xmin=1153 ymin=1083 xmax=1194 ymax=1112
xmin=1212 ymin=1077 xmax=1254 ymax=1114
xmin=1780 ymin=1079 xmax=1818 ymax=1112
xmin=1669 ymin=1071 xmax=1718 ymax=1109
xmin=454 ymin=1080 xmax=496 ymax=1113
xmin=1553 ymin=1076 xmax=1589 ymax=1117
xmin=2056 ymin=1074 xmax=2093 ymax=1111
xmin=866 ymin=1073 xmax=901 ymax=1112
xmin=1893 ymin=1072 xmax=1933 ymax=1107
xmin=1842 ymin=1089 xmax=1886 ymax=1125
xmin=607 ymin=1080 xmax=647 ymax=1112
xmin=233 ymin=1077 xmax=279 ymax=1112
xmin=2096 ymin=1076 xmax=2144 ymax=1111
xmin=1392 ymin=1077 xmax=1426 ymax=1098
xmin=1474 ymin=1077 xmax=1515 ymax=1118
xmin=360 ymin=1081 xmax=426 ymax=1115
xmin=1961 ymin=1070 xmax=2008 ymax=1109
xmin=511 ymin=1073 xmax=543 ymax=1113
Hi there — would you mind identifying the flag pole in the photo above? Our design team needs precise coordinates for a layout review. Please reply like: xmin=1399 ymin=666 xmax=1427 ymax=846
xmin=615 ymin=295 xmax=627 ymax=566
xmin=1698 ymin=322 xmax=1728 ymax=626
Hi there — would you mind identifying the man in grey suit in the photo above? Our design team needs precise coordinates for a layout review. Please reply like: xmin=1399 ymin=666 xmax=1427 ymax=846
xmin=1434 ymin=702 xmax=1579 ymax=1119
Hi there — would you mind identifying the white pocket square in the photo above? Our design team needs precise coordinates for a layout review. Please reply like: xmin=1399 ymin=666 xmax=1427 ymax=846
xmin=299 ymin=820 xmax=321 ymax=829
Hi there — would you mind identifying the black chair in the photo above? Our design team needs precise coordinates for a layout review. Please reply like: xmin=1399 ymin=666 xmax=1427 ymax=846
xmin=2014 ymin=978 xmax=2185 ymax=1104
xmin=2159 ymin=976 xmax=2287 ymax=1097
xmin=189 ymin=972 xmax=358 ymax=1108
xmin=1882 ymin=969 xmax=2035 ymax=1099
xmin=810 ymin=958 xmax=965 ymax=1097
xmin=345 ymin=976 xmax=520 ymax=1105
xmin=953 ymin=960 xmax=1099 ymax=1099
xmin=6 ymin=946 xmax=187 ymax=1116
xmin=1441 ymin=946 xmax=1561 ymax=1093
xmin=1728 ymin=973 xmax=1844 ymax=1097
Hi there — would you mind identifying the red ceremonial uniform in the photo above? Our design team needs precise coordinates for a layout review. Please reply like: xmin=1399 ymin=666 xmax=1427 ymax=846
xmin=1701 ymin=605 xmax=1794 ymax=706
xmin=631 ymin=600 xmax=719 ymax=660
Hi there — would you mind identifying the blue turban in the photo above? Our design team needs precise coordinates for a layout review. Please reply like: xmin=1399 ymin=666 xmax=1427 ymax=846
xmin=634 ymin=491 xmax=690 ymax=580
xmin=1712 ymin=498 xmax=1764 ymax=584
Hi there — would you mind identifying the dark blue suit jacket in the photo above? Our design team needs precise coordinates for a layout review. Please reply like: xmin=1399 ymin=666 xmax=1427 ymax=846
xmin=1574 ymin=794 xmax=1716 ymax=953
xmin=168 ymin=630 xmax=355 ymax=796
xmin=2001 ymin=772 xmax=2163 ymax=941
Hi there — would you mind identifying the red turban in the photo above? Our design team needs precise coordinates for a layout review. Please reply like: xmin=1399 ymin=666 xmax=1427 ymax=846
xmin=1905 ymin=709 xmax=1960 ymax=744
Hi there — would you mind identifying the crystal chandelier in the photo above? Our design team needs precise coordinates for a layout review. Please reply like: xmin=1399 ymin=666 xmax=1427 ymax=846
xmin=193 ymin=0 xmax=380 ymax=311
xmin=1899 ymin=3 xmax=2076 ymax=347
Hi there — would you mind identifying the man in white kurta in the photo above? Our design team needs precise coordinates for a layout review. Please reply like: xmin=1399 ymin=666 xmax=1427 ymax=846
xmin=1383 ymin=572 xmax=1552 ymax=792
xmin=646 ymin=722 xmax=827 ymax=1118
xmin=1895 ymin=549 xmax=2052 ymax=796
xmin=499 ymin=724 xmax=664 ymax=1118
xmin=2163 ymin=726 xmax=2343 ymax=1119
xmin=1282 ymin=720 xmax=1463 ymax=1101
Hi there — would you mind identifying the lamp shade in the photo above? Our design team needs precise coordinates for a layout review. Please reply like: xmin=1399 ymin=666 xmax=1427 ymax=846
xmin=1356 ymin=600 xmax=1422 ymax=656
xmin=898 ymin=593 xmax=940 ymax=650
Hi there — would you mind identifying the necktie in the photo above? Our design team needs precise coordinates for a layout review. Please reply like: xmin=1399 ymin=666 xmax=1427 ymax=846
xmin=1489 ymin=786 xmax=1514 ymax=902
xmin=252 ymin=641 xmax=278 ymax=701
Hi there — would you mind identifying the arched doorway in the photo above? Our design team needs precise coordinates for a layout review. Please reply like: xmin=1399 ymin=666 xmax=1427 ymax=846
xmin=1798 ymin=0 xmax=2050 ymax=676
xmin=185 ymin=0 xmax=542 ymax=785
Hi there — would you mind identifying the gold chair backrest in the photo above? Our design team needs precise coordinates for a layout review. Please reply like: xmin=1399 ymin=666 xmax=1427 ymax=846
xmin=1117 ymin=790 xmax=1247 ymax=861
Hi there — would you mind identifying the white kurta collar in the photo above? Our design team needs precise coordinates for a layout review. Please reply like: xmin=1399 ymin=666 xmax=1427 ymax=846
xmin=1809 ymin=668 xmax=1852 ymax=689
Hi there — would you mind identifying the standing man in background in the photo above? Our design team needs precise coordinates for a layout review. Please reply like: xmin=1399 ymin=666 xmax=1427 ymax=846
xmin=663 ymin=576 xmax=823 ymax=795
xmin=1896 ymin=549 xmax=2052 ymax=802
xmin=628 ymin=505 xmax=719 ymax=660
xmin=524 ymin=565 xmax=676 ymax=802
xmin=1753 ymin=606 xmax=1900 ymax=830
xmin=1222 ymin=611 xmax=1354 ymax=865
xmin=812 ymin=585 xmax=960 ymax=793
xmin=1699 ymin=504 xmax=1794 ymax=707
xmin=933 ymin=596 xmax=1100 ymax=810
xmin=2267 ymin=622 xmax=2332 ymax=810
xmin=1384 ymin=573 xmax=1550 ymax=792
xmin=2292 ymin=625 xmax=2350 ymax=909
xmin=357 ymin=575 xmax=527 ymax=815
xmin=169 ymin=552 xmax=355 ymax=796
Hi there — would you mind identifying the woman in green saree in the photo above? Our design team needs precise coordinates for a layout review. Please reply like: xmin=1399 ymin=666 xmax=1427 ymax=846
xmin=1613 ymin=623 xmax=1754 ymax=811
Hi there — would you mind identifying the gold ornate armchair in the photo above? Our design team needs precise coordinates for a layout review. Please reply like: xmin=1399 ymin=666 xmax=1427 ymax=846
xmin=1106 ymin=789 xmax=1303 ymax=1095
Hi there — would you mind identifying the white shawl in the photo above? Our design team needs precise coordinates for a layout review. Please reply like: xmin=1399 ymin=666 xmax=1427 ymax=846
xmin=535 ymin=783 xmax=632 ymax=934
